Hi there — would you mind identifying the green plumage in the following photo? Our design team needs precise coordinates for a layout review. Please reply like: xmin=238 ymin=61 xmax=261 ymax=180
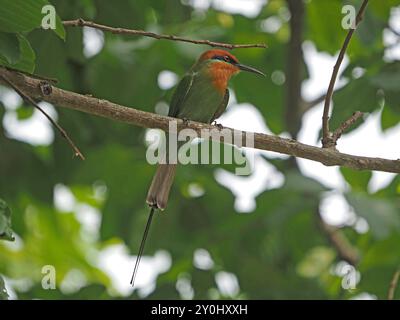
xmin=169 ymin=60 xmax=229 ymax=124
xmin=138 ymin=50 xmax=263 ymax=288
xmin=147 ymin=61 xmax=230 ymax=210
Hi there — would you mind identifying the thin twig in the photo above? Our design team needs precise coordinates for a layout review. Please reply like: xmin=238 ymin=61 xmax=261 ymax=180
xmin=0 ymin=74 xmax=85 ymax=160
xmin=322 ymin=0 xmax=369 ymax=148
xmin=301 ymin=93 xmax=326 ymax=113
xmin=1 ymin=66 xmax=400 ymax=173
xmin=63 ymin=18 xmax=267 ymax=50
xmin=388 ymin=25 xmax=400 ymax=38
xmin=331 ymin=111 xmax=364 ymax=144
xmin=317 ymin=212 xmax=359 ymax=266
xmin=386 ymin=25 xmax=400 ymax=49
xmin=388 ymin=269 xmax=400 ymax=300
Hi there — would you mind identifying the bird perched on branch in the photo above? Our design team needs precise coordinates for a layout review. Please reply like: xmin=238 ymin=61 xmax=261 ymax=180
xmin=147 ymin=49 xmax=265 ymax=210
xmin=131 ymin=49 xmax=264 ymax=286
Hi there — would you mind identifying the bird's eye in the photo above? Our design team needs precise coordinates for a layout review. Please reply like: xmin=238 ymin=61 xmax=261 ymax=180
xmin=223 ymin=56 xmax=230 ymax=62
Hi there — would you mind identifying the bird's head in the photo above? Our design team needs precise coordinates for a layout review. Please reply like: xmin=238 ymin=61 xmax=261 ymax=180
xmin=198 ymin=49 xmax=265 ymax=77
xmin=196 ymin=49 xmax=264 ymax=93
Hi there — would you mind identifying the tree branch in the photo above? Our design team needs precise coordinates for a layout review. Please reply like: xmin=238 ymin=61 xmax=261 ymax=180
xmin=1 ymin=66 xmax=399 ymax=173
xmin=331 ymin=111 xmax=364 ymax=143
xmin=322 ymin=0 xmax=369 ymax=148
xmin=388 ymin=25 xmax=400 ymax=38
xmin=388 ymin=269 xmax=400 ymax=300
xmin=301 ymin=93 xmax=326 ymax=114
xmin=63 ymin=18 xmax=267 ymax=50
xmin=0 ymin=74 xmax=85 ymax=160
xmin=317 ymin=213 xmax=359 ymax=266
xmin=285 ymin=2 xmax=358 ymax=264
xmin=286 ymin=0 xmax=305 ymax=139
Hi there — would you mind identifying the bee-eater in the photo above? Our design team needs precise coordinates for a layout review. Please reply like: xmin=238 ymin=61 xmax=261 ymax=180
xmin=131 ymin=49 xmax=264 ymax=286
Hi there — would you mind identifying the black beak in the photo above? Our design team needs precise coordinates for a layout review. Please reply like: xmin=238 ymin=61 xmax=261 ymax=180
xmin=236 ymin=63 xmax=265 ymax=77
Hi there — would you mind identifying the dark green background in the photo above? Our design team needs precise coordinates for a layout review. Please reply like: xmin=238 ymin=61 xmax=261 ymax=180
xmin=0 ymin=0 xmax=399 ymax=299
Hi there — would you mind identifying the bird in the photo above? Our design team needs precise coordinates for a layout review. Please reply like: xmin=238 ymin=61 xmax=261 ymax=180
xmin=131 ymin=49 xmax=264 ymax=286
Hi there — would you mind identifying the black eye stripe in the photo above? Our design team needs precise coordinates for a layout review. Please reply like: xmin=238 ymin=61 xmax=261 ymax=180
xmin=212 ymin=55 xmax=236 ymax=64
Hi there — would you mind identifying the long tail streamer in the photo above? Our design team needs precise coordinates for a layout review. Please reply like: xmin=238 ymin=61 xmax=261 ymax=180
xmin=130 ymin=206 xmax=156 ymax=287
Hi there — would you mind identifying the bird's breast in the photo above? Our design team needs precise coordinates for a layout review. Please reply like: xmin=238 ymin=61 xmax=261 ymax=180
xmin=175 ymin=72 xmax=225 ymax=123
xmin=207 ymin=63 xmax=239 ymax=94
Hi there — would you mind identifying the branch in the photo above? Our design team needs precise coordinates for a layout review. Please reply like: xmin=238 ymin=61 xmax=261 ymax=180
xmin=285 ymin=0 xmax=305 ymax=138
xmin=322 ymin=0 xmax=369 ymax=148
xmin=301 ymin=90 xmax=345 ymax=115
xmin=331 ymin=111 xmax=364 ymax=143
xmin=63 ymin=19 xmax=267 ymax=50
xmin=0 ymin=74 xmax=85 ymax=160
xmin=386 ymin=25 xmax=400 ymax=49
xmin=317 ymin=213 xmax=359 ymax=266
xmin=388 ymin=25 xmax=400 ymax=38
xmin=301 ymin=93 xmax=326 ymax=114
xmin=388 ymin=269 xmax=400 ymax=300
xmin=1 ymin=67 xmax=400 ymax=173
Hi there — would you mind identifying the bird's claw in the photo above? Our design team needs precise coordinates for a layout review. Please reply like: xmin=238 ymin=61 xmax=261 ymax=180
xmin=212 ymin=121 xmax=224 ymax=130
xmin=182 ymin=118 xmax=190 ymax=126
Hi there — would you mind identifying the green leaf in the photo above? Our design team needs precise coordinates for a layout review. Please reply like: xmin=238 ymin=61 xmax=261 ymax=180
xmin=0 ymin=0 xmax=42 ymax=33
xmin=0 ymin=32 xmax=20 ymax=64
xmin=384 ymin=91 xmax=400 ymax=116
xmin=0 ymin=276 xmax=9 ymax=300
xmin=358 ymin=235 xmax=400 ymax=299
xmin=346 ymin=193 xmax=400 ymax=239
xmin=283 ymin=171 xmax=328 ymax=195
xmin=16 ymin=106 xmax=35 ymax=120
xmin=370 ymin=64 xmax=400 ymax=91
xmin=0 ymin=34 xmax=36 ymax=73
xmin=54 ymin=11 xmax=66 ymax=40
xmin=306 ymin=0 xmax=344 ymax=55
xmin=369 ymin=0 xmax=400 ymax=20
xmin=356 ymin=11 xmax=383 ymax=47
xmin=43 ymin=2 xmax=66 ymax=40
xmin=0 ymin=198 xmax=14 ymax=241
xmin=331 ymin=77 xmax=379 ymax=133
xmin=381 ymin=105 xmax=400 ymax=131
xmin=368 ymin=63 xmax=400 ymax=128
xmin=340 ymin=167 xmax=372 ymax=192
xmin=0 ymin=0 xmax=65 ymax=40
xmin=15 ymin=34 xmax=36 ymax=73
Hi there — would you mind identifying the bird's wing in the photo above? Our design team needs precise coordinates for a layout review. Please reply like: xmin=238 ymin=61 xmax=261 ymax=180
xmin=168 ymin=73 xmax=195 ymax=118
xmin=211 ymin=89 xmax=229 ymax=122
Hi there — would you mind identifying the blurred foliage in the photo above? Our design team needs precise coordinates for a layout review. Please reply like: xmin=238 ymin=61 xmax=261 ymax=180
xmin=0 ymin=0 xmax=399 ymax=300
xmin=0 ymin=198 xmax=14 ymax=242
xmin=0 ymin=274 xmax=8 ymax=299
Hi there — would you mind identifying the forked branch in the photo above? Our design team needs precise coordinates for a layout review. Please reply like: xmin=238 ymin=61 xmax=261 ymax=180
xmin=0 ymin=74 xmax=85 ymax=160
xmin=322 ymin=0 xmax=369 ymax=148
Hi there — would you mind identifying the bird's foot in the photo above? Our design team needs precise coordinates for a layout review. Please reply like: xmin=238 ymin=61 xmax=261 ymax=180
xmin=212 ymin=121 xmax=224 ymax=130
xmin=182 ymin=118 xmax=190 ymax=127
